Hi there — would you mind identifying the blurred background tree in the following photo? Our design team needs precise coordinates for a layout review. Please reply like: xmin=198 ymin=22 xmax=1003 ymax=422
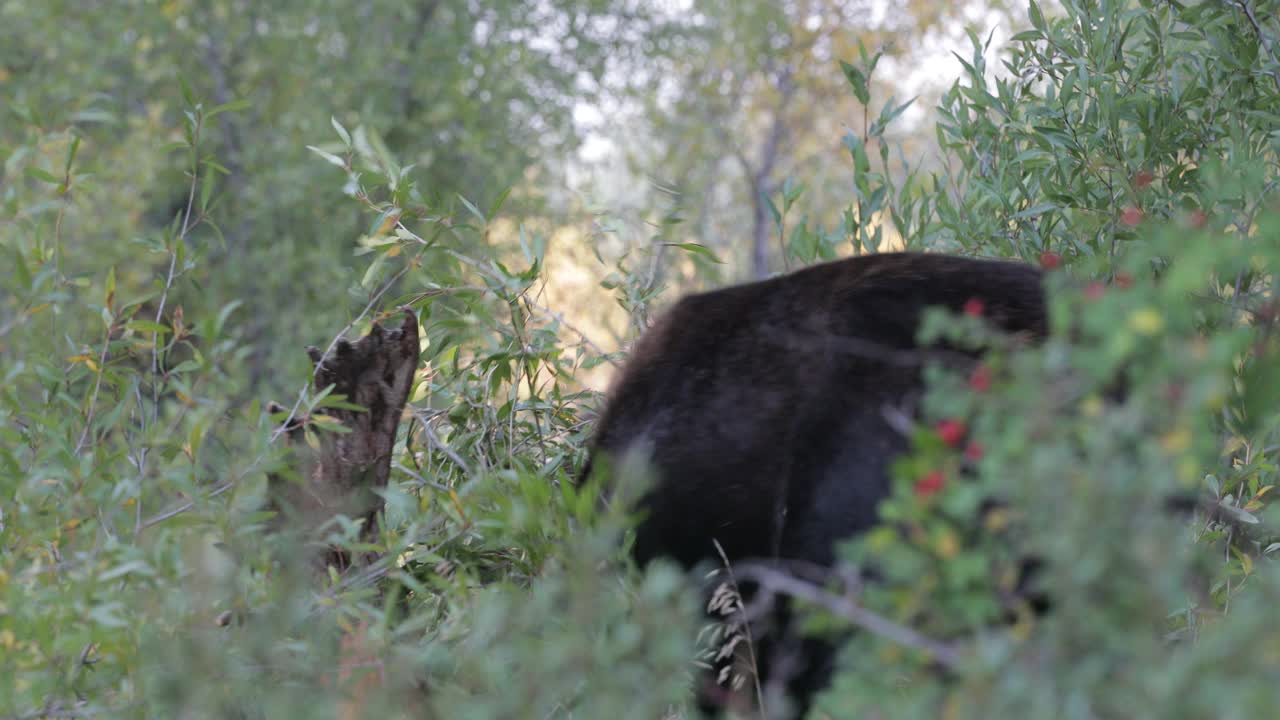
xmin=1 ymin=0 xmax=667 ymax=388
xmin=2 ymin=0 xmax=1023 ymax=389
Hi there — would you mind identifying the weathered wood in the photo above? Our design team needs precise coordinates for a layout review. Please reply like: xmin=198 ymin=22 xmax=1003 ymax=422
xmin=269 ymin=309 xmax=420 ymax=570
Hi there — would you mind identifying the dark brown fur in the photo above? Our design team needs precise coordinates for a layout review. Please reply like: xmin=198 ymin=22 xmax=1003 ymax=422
xmin=581 ymin=252 xmax=1047 ymax=715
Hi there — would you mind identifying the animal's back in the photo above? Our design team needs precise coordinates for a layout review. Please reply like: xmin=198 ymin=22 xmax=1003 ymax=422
xmin=581 ymin=252 xmax=1046 ymax=714
xmin=587 ymin=251 xmax=1046 ymax=569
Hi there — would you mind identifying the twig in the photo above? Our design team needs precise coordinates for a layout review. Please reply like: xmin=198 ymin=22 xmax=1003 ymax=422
xmin=1236 ymin=0 xmax=1280 ymax=91
xmin=393 ymin=463 xmax=457 ymax=495
xmin=730 ymin=561 xmax=963 ymax=671
xmin=73 ymin=324 xmax=113 ymax=454
xmin=139 ymin=481 xmax=235 ymax=530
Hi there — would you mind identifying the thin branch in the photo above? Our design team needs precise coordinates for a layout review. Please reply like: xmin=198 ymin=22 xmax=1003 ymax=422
xmin=151 ymin=121 xmax=201 ymax=413
xmin=73 ymin=324 xmax=113 ymax=454
xmin=139 ymin=480 xmax=235 ymax=530
xmin=730 ymin=561 xmax=963 ymax=671
xmin=395 ymin=457 xmax=462 ymax=493
xmin=1236 ymin=0 xmax=1280 ymax=91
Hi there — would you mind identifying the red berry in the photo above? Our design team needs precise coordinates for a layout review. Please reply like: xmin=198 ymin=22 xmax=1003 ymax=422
xmin=969 ymin=364 xmax=992 ymax=393
xmin=935 ymin=419 xmax=966 ymax=448
xmin=963 ymin=297 xmax=985 ymax=317
xmin=1134 ymin=170 xmax=1154 ymax=189
xmin=1039 ymin=251 xmax=1062 ymax=270
xmin=914 ymin=470 xmax=946 ymax=498
xmin=1114 ymin=273 xmax=1134 ymax=289
xmin=1189 ymin=210 xmax=1208 ymax=229
xmin=964 ymin=442 xmax=984 ymax=462
xmin=1084 ymin=281 xmax=1105 ymax=301
xmin=1120 ymin=207 xmax=1143 ymax=227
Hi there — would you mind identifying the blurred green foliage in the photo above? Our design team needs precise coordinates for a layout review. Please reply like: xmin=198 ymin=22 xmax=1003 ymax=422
xmin=0 ymin=0 xmax=658 ymax=388
xmin=810 ymin=1 xmax=1280 ymax=716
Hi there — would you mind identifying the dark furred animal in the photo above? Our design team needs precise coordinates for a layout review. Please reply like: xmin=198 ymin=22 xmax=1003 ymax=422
xmin=581 ymin=252 xmax=1047 ymax=715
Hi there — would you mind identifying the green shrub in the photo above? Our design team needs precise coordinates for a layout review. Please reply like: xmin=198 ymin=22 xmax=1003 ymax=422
xmin=809 ymin=1 xmax=1280 ymax=717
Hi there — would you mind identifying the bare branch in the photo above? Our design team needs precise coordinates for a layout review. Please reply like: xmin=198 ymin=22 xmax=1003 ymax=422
xmin=730 ymin=561 xmax=963 ymax=671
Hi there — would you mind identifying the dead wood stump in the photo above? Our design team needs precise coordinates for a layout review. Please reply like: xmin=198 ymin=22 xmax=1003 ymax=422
xmin=268 ymin=309 xmax=420 ymax=571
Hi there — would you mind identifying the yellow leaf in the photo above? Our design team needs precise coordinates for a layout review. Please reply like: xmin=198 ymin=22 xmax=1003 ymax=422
xmin=375 ymin=212 xmax=401 ymax=236
xmin=984 ymin=508 xmax=1011 ymax=532
xmin=866 ymin=526 xmax=897 ymax=552
xmin=448 ymin=490 xmax=468 ymax=523
xmin=1080 ymin=395 xmax=1104 ymax=418
xmin=1129 ymin=308 xmax=1165 ymax=335
xmin=1161 ymin=428 xmax=1191 ymax=453
xmin=934 ymin=528 xmax=960 ymax=559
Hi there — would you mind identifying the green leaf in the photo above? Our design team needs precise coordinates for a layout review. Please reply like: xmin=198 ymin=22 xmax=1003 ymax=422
xmin=458 ymin=194 xmax=486 ymax=224
xmin=306 ymin=145 xmax=346 ymax=168
xmin=316 ymin=394 xmax=367 ymax=412
xmin=177 ymin=74 xmax=195 ymax=107
xmin=764 ymin=192 xmax=782 ymax=232
xmin=331 ymin=116 xmax=352 ymax=146
xmin=25 ymin=166 xmax=60 ymax=184
xmin=488 ymin=186 xmax=512 ymax=221
xmin=662 ymin=242 xmax=724 ymax=264
xmin=64 ymin=135 xmax=81 ymax=176
xmin=840 ymin=60 xmax=870 ymax=104
xmin=206 ymin=98 xmax=251 ymax=119
xmin=311 ymin=414 xmax=353 ymax=434
xmin=782 ymin=177 xmax=804 ymax=211
xmin=1010 ymin=202 xmax=1058 ymax=220
xmin=1028 ymin=0 xmax=1045 ymax=31
xmin=200 ymin=166 xmax=215 ymax=212
xmin=875 ymin=96 xmax=917 ymax=134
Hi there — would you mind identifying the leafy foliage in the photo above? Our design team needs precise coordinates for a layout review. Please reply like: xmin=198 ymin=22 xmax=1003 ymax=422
xmin=3 ymin=0 xmax=1280 ymax=718
xmin=807 ymin=1 xmax=1280 ymax=716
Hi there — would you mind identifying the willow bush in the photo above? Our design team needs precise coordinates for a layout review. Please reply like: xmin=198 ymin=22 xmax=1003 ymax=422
xmin=811 ymin=1 xmax=1280 ymax=717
